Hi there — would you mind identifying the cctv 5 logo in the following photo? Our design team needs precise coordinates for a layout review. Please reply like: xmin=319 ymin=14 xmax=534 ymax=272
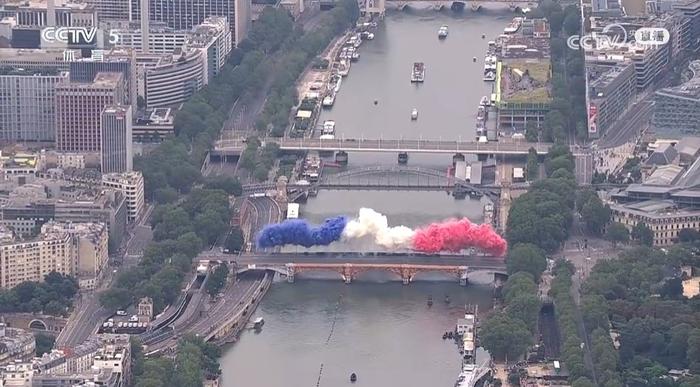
xmin=41 ymin=27 xmax=120 ymax=45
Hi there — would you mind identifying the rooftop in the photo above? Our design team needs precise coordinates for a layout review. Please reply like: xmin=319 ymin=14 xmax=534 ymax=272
xmin=645 ymin=164 xmax=684 ymax=186
xmin=0 ymin=0 xmax=92 ymax=11
xmin=611 ymin=199 xmax=700 ymax=218
xmin=56 ymin=71 xmax=123 ymax=89
xmin=500 ymin=58 xmax=551 ymax=103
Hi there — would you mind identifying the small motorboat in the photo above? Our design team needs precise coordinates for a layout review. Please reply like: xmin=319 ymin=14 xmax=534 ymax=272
xmin=411 ymin=108 xmax=418 ymax=120
xmin=473 ymin=56 xmax=477 ymax=62
xmin=443 ymin=332 xmax=448 ymax=340
xmin=427 ymin=295 xmax=433 ymax=307
xmin=350 ymin=373 xmax=357 ymax=382
xmin=444 ymin=295 xmax=450 ymax=304
xmin=373 ymin=99 xmax=378 ymax=105
xmin=482 ymin=34 xmax=486 ymax=39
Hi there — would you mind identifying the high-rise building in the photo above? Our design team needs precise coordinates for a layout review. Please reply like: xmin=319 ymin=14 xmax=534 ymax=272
xmin=139 ymin=48 xmax=206 ymax=108
xmin=0 ymin=68 xmax=68 ymax=142
xmin=55 ymin=72 xmax=125 ymax=153
xmin=102 ymin=171 xmax=144 ymax=223
xmin=653 ymin=60 xmax=700 ymax=137
xmin=85 ymin=0 xmax=131 ymax=21
xmin=101 ymin=105 xmax=133 ymax=173
xmin=128 ymin=0 xmax=250 ymax=45
xmin=69 ymin=49 xmax=138 ymax=110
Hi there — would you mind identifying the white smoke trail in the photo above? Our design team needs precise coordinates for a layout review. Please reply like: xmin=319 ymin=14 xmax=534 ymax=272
xmin=341 ymin=208 xmax=415 ymax=250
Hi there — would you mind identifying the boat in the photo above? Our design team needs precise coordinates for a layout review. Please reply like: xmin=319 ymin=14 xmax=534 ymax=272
xmin=477 ymin=105 xmax=486 ymax=121
xmin=483 ymin=202 xmax=494 ymax=225
xmin=444 ymin=295 xmax=450 ymax=304
xmin=322 ymin=120 xmax=336 ymax=135
xmin=329 ymin=73 xmax=342 ymax=93
xmin=504 ymin=17 xmax=523 ymax=34
xmin=472 ymin=56 xmax=477 ymax=62
xmin=350 ymin=373 xmax=357 ymax=382
xmin=438 ymin=25 xmax=449 ymax=39
xmin=411 ymin=108 xmax=418 ymax=120
xmin=398 ymin=152 xmax=408 ymax=164
xmin=483 ymin=70 xmax=496 ymax=82
xmin=411 ymin=62 xmax=425 ymax=83
xmin=352 ymin=51 xmax=360 ymax=61
xmin=253 ymin=317 xmax=264 ymax=330
xmin=338 ymin=60 xmax=350 ymax=77
xmin=427 ymin=295 xmax=433 ymax=306
xmin=322 ymin=93 xmax=335 ymax=107
xmin=479 ymin=96 xmax=489 ymax=107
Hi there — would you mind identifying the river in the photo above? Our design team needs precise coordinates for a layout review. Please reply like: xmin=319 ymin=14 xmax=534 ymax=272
xmin=220 ymin=9 xmax=515 ymax=386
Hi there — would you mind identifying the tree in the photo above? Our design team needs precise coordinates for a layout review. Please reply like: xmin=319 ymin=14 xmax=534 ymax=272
xmin=480 ymin=313 xmax=533 ymax=361
xmin=679 ymin=228 xmax=700 ymax=243
xmin=507 ymin=243 xmax=547 ymax=281
xmin=526 ymin=122 xmax=539 ymax=142
xmin=571 ymin=377 xmax=596 ymax=387
xmin=205 ymin=264 xmax=229 ymax=297
xmin=34 ymin=333 xmax=55 ymax=356
xmin=631 ymin=223 xmax=654 ymax=246
xmin=563 ymin=10 xmax=581 ymax=36
xmin=527 ymin=148 xmax=539 ymax=181
xmin=225 ymin=228 xmax=245 ymax=253
xmin=506 ymin=294 xmax=540 ymax=332
xmin=580 ymin=194 xmax=611 ymax=235
xmin=605 ymin=222 xmax=629 ymax=246
xmin=99 ymin=288 xmax=133 ymax=310
xmin=503 ymin=272 xmax=537 ymax=304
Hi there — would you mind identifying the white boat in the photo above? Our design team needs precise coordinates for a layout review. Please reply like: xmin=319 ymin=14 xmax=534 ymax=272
xmin=504 ymin=17 xmax=523 ymax=34
xmin=438 ymin=25 xmax=449 ymax=39
xmin=411 ymin=62 xmax=425 ymax=83
xmin=479 ymin=96 xmax=489 ymax=107
xmin=352 ymin=51 xmax=360 ymax=61
xmin=333 ymin=75 xmax=342 ymax=93
xmin=338 ymin=60 xmax=350 ymax=77
xmin=483 ymin=70 xmax=496 ymax=82
xmin=253 ymin=317 xmax=264 ymax=329
xmin=411 ymin=108 xmax=418 ymax=120
xmin=322 ymin=94 xmax=335 ymax=107
xmin=454 ymin=363 xmax=478 ymax=387
xmin=322 ymin=120 xmax=336 ymax=135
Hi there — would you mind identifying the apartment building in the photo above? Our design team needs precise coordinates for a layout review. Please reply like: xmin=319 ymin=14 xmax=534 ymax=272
xmin=102 ymin=171 xmax=144 ymax=223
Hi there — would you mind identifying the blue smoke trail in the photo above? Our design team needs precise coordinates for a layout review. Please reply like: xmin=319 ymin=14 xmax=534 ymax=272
xmin=256 ymin=216 xmax=349 ymax=248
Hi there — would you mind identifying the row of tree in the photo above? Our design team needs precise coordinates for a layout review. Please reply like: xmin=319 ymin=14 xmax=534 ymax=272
xmin=529 ymin=1 xmax=587 ymax=142
xmin=0 ymin=272 xmax=78 ymax=316
xmin=579 ymin=246 xmax=700 ymax=386
xmin=506 ymin=144 xmax=576 ymax=252
xmin=131 ymin=335 xmax=221 ymax=387
xmin=257 ymin=0 xmax=361 ymax=137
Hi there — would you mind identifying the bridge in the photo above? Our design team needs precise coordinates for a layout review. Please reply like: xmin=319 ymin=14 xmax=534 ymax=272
xmin=212 ymin=138 xmax=551 ymax=157
xmin=360 ymin=0 xmax=535 ymax=15
xmin=199 ymin=252 xmax=507 ymax=285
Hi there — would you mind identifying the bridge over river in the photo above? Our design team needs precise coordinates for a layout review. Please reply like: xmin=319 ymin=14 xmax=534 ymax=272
xmin=212 ymin=138 xmax=551 ymax=157
xmin=199 ymin=252 xmax=507 ymax=285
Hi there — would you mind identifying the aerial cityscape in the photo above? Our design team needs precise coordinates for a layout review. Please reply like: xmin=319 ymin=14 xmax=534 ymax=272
xmin=0 ymin=0 xmax=698 ymax=385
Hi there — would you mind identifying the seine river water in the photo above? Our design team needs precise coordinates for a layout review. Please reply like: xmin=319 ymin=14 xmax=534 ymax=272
xmin=220 ymin=9 xmax=515 ymax=386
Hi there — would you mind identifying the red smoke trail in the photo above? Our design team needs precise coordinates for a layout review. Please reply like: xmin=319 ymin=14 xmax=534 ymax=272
xmin=411 ymin=218 xmax=507 ymax=256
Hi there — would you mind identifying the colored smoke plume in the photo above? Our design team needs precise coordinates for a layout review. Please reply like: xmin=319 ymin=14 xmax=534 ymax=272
xmin=342 ymin=208 xmax=415 ymax=249
xmin=256 ymin=216 xmax=348 ymax=248
xmin=411 ymin=218 xmax=507 ymax=256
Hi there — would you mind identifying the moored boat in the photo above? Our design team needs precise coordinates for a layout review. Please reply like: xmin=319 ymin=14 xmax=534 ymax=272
xmin=411 ymin=108 xmax=418 ymax=120
xmin=411 ymin=62 xmax=425 ymax=83
xmin=438 ymin=25 xmax=449 ymax=39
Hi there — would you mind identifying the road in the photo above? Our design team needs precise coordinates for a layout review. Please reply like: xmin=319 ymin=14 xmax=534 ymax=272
xmin=595 ymin=100 xmax=653 ymax=149
xmin=55 ymin=209 xmax=155 ymax=349
xmin=214 ymin=137 xmax=553 ymax=155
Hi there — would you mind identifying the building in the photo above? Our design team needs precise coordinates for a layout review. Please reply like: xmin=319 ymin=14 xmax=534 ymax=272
xmin=611 ymin=200 xmax=700 ymax=246
xmin=0 ymin=178 xmax=128 ymax=247
xmin=101 ymin=105 xmax=133 ymax=173
xmin=653 ymin=60 xmax=700 ymax=137
xmin=1 ymin=152 xmax=42 ymax=180
xmin=55 ymin=72 xmax=126 ymax=153
xmin=102 ymin=171 xmax=144 ymax=223
xmin=130 ymin=0 xmax=251 ymax=45
xmin=0 ymin=0 xmax=97 ymax=28
xmin=496 ymin=58 xmax=552 ymax=129
xmin=587 ymin=62 xmax=636 ymax=136
xmin=139 ymin=48 xmax=206 ymax=108
xmin=0 ymin=224 xmax=75 ymax=289
xmin=132 ymin=107 xmax=175 ymax=141
xmin=69 ymin=49 xmax=138 ymax=115
xmin=40 ymin=221 xmax=108 ymax=289
xmin=2 ymin=334 xmax=131 ymax=387
xmin=85 ymin=0 xmax=131 ymax=21
xmin=674 ymin=0 xmax=700 ymax=53
xmin=186 ymin=16 xmax=232 ymax=77
xmin=0 ymin=68 xmax=68 ymax=142
xmin=109 ymin=23 xmax=188 ymax=53
xmin=0 ymin=48 xmax=71 ymax=71
xmin=0 ymin=324 xmax=35 ymax=366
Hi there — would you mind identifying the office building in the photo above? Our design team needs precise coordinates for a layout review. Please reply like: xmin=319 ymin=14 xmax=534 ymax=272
xmin=588 ymin=62 xmax=636 ymax=136
xmin=101 ymin=105 xmax=133 ymax=173
xmin=129 ymin=0 xmax=250 ymax=46
xmin=187 ymin=16 xmax=232 ymax=76
xmin=674 ymin=0 xmax=700 ymax=53
xmin=109 ymin=23 xmax=188 ymax=53
xmin=102 ymin=171 xmax=144 ymax=223
xmin=55 ymin=72 xmax=125 ymax=153
xmin=0 ymin=324 xmax=35 ymax=366
xmin=611 ymin=200 xmax=700 ymax=246
xmin=85 ymin=0 xmax=131 ymax=21
xmin=0 ymin=0 xmax=97 ymax=28
xmin=0 ymin=68 xmax=68 ymax=142
xmin=132 ymin=107 xmax=175 ymax=141
xmin=0 ymin=48 xmax=70 ymax=71
xmin=653 ymin=60 xmax=700 ymax=136
xmin=0 ymin=224 xmax=75 ymax=289
xmin=139 ymin=48 xmax=205 ymax=108
xmin=69 ymin=49 xmax=138 ymax=111
xmin=40 ymin=221 xmax=108 ymax=289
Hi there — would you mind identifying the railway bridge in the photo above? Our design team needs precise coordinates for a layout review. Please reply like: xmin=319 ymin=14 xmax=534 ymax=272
xmin=359 ymin=0 xmax=535 ymax=15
